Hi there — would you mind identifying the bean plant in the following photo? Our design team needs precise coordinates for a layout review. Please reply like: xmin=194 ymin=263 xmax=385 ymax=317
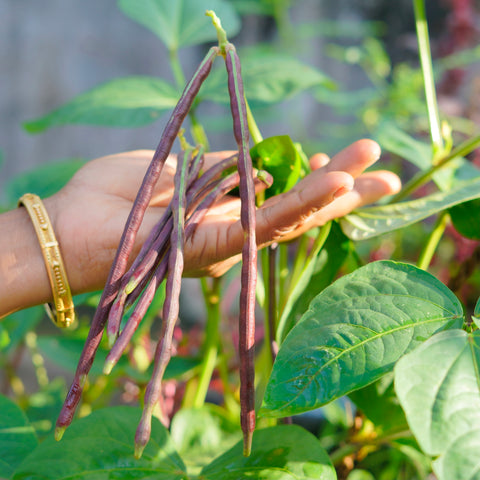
xmin=2 ymin=1 xmax=480 ymax=479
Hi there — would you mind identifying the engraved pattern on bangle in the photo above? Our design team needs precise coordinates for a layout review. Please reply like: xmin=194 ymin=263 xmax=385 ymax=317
xmin=18 ymin=193 xmax=75 ymax=328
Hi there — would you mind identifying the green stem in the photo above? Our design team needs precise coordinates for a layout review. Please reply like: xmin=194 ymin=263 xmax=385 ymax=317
xmin=206 ymin=10 xmax=229 ymax=54
xmin=329 ymin=444 xmax=358 ymax=466
xmin=417 ymin=211 xmax=449 ymax=270
xmin=169 ymin=47 xmax=186 ymax=89
xmin=245 ymin=98 xmax=263 ymax=146
xmin=390 ymin=133 xmax=480 ymax=202
xmin=413 ymin=0 xmax=443 ymax=155
xmin=278 ymin=244 xmax=289 ymax=309
xmin=284 ymin=235 xmax=310 ymax=301
xmin=189 ymin=109 xmax=210 ymax=150
xmin=192 ymin=277 xmax=222 ymax=408
xmin=308 ymin=222 xmax=332 ymax=262
xmin=170 ymin=48 xmax=210 ymax=149
xmin=267 ymin=244 xmax=278 ymax=363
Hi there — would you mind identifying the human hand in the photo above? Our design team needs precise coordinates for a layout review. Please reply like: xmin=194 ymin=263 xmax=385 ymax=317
xmin=46 ymin=139 xmax=400 ymax=294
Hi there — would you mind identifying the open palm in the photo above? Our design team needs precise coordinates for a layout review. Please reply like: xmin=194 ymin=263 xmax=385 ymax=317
xmin=48 ymin=139 xmax=400 ymax=294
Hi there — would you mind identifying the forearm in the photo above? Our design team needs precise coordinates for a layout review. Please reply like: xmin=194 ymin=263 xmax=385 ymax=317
xmin=0 ymin=204 xmax=56 ymax=318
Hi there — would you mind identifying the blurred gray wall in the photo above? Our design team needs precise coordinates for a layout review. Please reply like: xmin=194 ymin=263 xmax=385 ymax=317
xmin=1 ymin=0 xmax=179 ymax=189
xmin=0 ymin=0 xmax=421 ymax=192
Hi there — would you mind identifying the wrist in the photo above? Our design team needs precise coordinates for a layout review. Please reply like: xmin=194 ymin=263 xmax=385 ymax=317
xmin=0 ymin=207 xmax=53 ymax=317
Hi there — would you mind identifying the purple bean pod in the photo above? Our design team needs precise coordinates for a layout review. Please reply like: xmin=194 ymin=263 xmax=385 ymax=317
xmin=134 ymin=147 xmax=191 ymax=458
xmin=103 ymin=275 xmax=159 ymax=375
xmin=55 ymin=47 xmax=219 ymax=438
xmin=107 ymin=169 xmax=270 ymax=368
xmin=225 ymin=44 xmax=258 ymax=457
xmin=106 ymin=147 xmax=206 ymax=343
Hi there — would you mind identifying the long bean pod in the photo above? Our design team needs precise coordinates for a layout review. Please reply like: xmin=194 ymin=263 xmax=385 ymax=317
xmin=56 ymin=47 xmax=218 ymax=438
xmin=134 ymin=147 xmax=191 ymax=458
xmin=104 ymin=169 xmax=272 ymax=379
xmin=225 ymin=44 xmax=258 ymax=456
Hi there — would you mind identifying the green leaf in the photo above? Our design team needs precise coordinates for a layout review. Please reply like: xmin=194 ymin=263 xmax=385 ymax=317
xmin=201 ymin=47 xmax=336 ymax=105
xmin=3 ymin=160 xmax=85 ymax=208
xmin=229 ymin=0 xmax=275 ymax=16
xmin=0 ymin=395 xmax=38 ymax=479
xmin=376 ymin=123 xmax=431 ymax=170
xmin=118 ymin=0 xmax=240 ymax=50
xmin=473 ymin=296 xmax=480 ymax=328
xmin=37 ymin=336 xmax=121 ymax=376
xmin=449 ymin=198 xmax=480 ymax=240
xmin=200 ymin=424 xmax=336 ymax=480
xmin=170 ymin=405 xmax=241 ymax=473
xmin=24 ymin=379 xmax=67 ymax=440
xmin=36 ymin=336 xmax=196 ymax=380
xmin=395 ymin=329 xmax=480 ymax=480
xmin=250 ymin=135 xmax=303 ymax=198
xmin=13 ymin=406 xmax=186 ymax=480
xmin=348 ymin=373 xmax=408 ymax=435
xmin=0 ymin=307 xmax=44 ymax=354
xmin=261 ymin=261 xmax=463 ymax=418
xmin=340 ymin=176 xmax=480 ymax=240
xmin=24 ymin=77 xmax=179 ymax=133
xmin=346 ymin=471 xmax=376 ymax=480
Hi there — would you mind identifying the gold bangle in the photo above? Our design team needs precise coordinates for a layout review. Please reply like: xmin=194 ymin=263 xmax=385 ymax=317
xmin=18 ymin=193 xmax=75 ymax=328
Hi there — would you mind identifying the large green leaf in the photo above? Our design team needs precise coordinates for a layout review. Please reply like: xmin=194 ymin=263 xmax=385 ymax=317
xmin=395 ymin=329 xmax=480 ymax=480
xmin=201 ymin=47 xmax=335 ymax=105
xmin=261 ymin=261 xmax=463 ymax=418
xmin=340 ymin=176 xmax=480 ymax=240
xmin=118 ymin=0 xmax=240 ymax=50
xmin=13 ymin=407 xmax=186 ymax=480
xmin=0 ymin=396 xmax=38 ymax=479
xmin=200 ymin=424 xmax=336 ymax=480
xmin=24 ymin=77 xmax=179 ymax=133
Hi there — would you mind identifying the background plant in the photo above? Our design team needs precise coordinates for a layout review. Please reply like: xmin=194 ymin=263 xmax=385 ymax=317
xmin=2 ymin=1 xmax=480 ymax=479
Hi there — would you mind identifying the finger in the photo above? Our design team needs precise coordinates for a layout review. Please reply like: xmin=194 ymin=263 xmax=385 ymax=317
xmin=299 ymin=169 xmax=402 ymax=230
xmin=309 ymin=153 xmax=330 ymax=170
xmin=325 ymin=139 xmax=381 ymax=178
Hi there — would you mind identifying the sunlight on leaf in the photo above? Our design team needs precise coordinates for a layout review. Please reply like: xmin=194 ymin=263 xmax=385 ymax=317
xmin=261 ymin=261 xmax=463 ymax=418
xmin=118 ymin=0 xmax=240 ymax=50
xmin=200 ymin=425 xmax=336 ymax=480
xmin=201 ymin=48 xmax=335 ymax=105
xmin=12 ymin=407 xmax=186 ymax=480
xmin=24 ymin=77 xmax=179 ymax=133
xmin=395 ymin=329 xmax=480 ymax=480
xmin=340 ymin=176 xmax=480 ymax=240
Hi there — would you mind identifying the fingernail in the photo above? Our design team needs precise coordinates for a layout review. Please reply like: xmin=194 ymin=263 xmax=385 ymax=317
xmin=333 ymin=185 xmax=352 ymax=199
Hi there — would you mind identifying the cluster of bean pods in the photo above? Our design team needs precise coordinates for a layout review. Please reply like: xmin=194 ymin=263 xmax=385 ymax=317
xmin=55 ymin=12 xmax=266 ymax=458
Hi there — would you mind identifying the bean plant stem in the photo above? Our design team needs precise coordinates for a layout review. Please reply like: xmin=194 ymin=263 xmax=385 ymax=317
xmin=413 ymin=0 xmax=443 ymax=155
xmin=267 ymin=244 xmax=278 ymax=363
xmin=416 ymin=211 xmax=449 ymax=270
xmin=245 ymin=99 xmax=263 ymax=146
xmin=390 ymin=133 xmax=480 ymax=202
xmin=192 ymin=277 xmax=222 ymax=408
